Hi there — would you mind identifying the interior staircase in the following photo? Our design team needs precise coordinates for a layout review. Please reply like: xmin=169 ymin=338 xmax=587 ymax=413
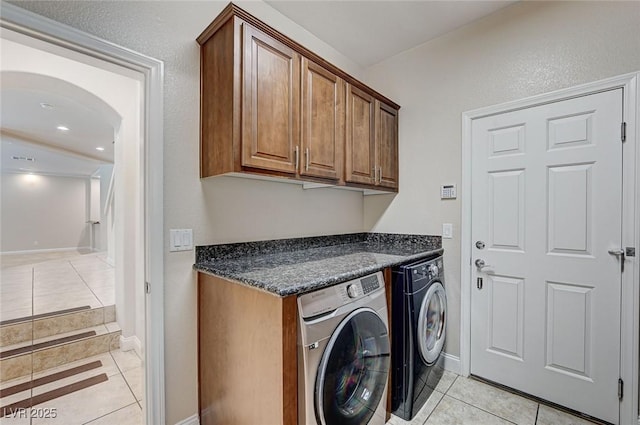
xmin=0 ymin=305 xmax=121 ymax=417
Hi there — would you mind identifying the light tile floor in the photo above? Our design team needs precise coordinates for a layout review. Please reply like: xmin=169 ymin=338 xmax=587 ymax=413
xmin=0 ymin=252 xmax=141 ymax=424
xmin=0 ymin=252 xmax=114 ymax=322
xmin=387 ymin=372 xmax=601 ymax=425
xmin=0 ymin=349 xmax=143 ymax=425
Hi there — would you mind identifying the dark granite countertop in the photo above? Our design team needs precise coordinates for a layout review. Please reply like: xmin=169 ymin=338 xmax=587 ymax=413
xmin=194 ymin=233 xmax=442 ymax=297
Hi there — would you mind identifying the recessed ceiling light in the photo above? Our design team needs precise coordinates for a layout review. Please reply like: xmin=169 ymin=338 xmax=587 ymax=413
xmin=56 ymin=125 xmax=69 ymax=131
xmin=96 ymin=147 xmax=105 ymax=151
xmin=40 ymin=102 xmax=54 ymax=109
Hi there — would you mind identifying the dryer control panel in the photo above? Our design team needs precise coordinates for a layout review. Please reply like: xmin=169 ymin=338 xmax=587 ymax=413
xmin=298 ymin=271 xmax=384 ymax=319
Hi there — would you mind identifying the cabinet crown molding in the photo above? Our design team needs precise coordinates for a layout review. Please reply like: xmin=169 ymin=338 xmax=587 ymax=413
xmin=197 ymin=2 xmax=400 ymax=110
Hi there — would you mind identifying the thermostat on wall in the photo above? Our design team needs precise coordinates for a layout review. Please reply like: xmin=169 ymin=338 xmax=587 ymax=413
xmin=441 ymin=184 xmax=457 ymax=199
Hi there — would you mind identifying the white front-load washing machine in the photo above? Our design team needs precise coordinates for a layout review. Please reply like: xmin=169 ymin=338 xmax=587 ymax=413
xmin=298 ymin=271 xmax=390 ymax=425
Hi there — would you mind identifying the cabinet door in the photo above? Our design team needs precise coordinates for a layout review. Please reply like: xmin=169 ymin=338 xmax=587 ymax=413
xmin=242 ymin=23 xmax=300 ymax=174
xmin=345 ymin=84 xmax=376 ymax=185
xmin=300 ymin=58 xmax=344 ymax=180
xmin=376 ymin=101 xmax=399 ymax=190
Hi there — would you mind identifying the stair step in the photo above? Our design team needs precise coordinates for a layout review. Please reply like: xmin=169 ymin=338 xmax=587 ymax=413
xmin=0 ymin=323 xmax=121 ymax=382
xmin=0 ymin=306 xmax=91 ymax=326
xmin=0 ymin=331 xmax=97 ymax=359
xmin=0 ymin=359 xmax=102 ymax=398
xmin=1 ymin=373 xmax=108 ymax=418
xmin=0 ymin=305 xmax=115 ymax=347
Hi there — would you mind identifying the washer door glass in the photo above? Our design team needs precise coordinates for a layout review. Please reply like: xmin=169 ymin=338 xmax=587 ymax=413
xmin=315 ymin=308 xmax=390 ymax=425
xmin=418 ymin=281 xmax=446 ymax=365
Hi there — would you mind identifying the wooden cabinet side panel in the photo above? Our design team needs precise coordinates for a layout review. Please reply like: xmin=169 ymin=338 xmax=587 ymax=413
xmin=282 ymin=295 xmax=298 ymax=425
xmin=199 ymin=274 xmax=289 ymax=425
xmin=345 ymin=85 xmax=376 ymax=185
xmin=376 ymin=102 xmax=399 ymax=190
xmin=200 ymin=18 xmax=239 ymax=177
xmin=301 ymin=58 xmax=344 ymax=181
xmin=242 ymin=23 xmax=300 ymax=174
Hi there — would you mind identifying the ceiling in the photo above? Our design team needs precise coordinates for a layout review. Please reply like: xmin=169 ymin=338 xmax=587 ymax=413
xmin=266 ymin=0 xmax=518 ymax=67
xmin=1 ymin=72 xmax=115 ymax=177
xmin=1 ymin=135 xmax=107 ymax=177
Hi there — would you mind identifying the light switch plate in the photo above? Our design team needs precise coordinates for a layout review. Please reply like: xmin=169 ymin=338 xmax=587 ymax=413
xmin=442 ymin=223 xmax=453 ymax=239
xmin=170 ymin=229 xmax=193 ymax=252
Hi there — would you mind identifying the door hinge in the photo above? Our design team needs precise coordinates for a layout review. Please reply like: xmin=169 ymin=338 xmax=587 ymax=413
xmin=621 ymin=122 xmax=626 ymax=142
xmin=618 ymin=378 xmax=624 ymax=400
xmin=145 ymin=281 xmax=151 ymax=294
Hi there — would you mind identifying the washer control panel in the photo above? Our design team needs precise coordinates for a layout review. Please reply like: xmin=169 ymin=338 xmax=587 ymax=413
xmin=298 ymin=271 xmax=384 ymax=319
xmin=360 ymin=274 xmax=381 ymax=294
xmin=410 ymin=257 xmax=444 ymax=281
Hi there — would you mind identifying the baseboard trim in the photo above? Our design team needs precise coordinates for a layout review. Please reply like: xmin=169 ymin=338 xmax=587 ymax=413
xmin=119 ymin=335 xmax=142 ymax=358
xmin=442 ymin=352 xmax=461 ymax=375
xmin=1 ymin=246 xmax=92 ymax=255
xmin=175 ymin=414 xmax=199 ymax=425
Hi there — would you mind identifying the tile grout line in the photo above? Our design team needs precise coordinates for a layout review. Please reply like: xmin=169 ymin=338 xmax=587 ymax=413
xmin=403 ymin=374 xmax=458 ymax=425
xmin=467 ymin=376 xmax=603 ymax=425
xmin=535 ymin=403 xmax=540 ymax=424
xmin=81 ymin=401 xmax=139 ymax=424
xmin=420 ymin=374 xmax=459 ymax=424
xmin=448 ymin=376 xmax=542 ymax=424
xmin=108 ymin=350 xmax=139 ymax=407
xmin=419 ymin=392 xmax=444 ymax=425
xmin=68 ymin=261 xmax=105 ymax=309
xmin=443 ymin=391 xmax=519 ymax=424
xmin=95 ymin=255 xmax=112 ymax=267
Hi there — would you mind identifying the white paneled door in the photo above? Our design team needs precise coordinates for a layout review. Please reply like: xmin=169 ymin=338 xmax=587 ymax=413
xmin=470 ymin=89 xmax=624 ymax=423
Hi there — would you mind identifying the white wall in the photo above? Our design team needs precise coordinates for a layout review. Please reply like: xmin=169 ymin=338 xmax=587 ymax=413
xmin=96 ymin=164 xmax=114 ymax=255
xmin=8 ymin=2 xmax=367 ymax=423
xmin=1 ymin=172 xmax=90 ymax=252
xmin=363 ymin=1 xmax=640 ymax=358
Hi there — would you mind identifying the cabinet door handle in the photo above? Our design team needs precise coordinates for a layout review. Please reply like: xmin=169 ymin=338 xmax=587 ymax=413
xmin=305 ymin=148 xmax=310 ymax=171
xmin=376 ymin=167 xmax=381 ymax=184
xmin=294 ymin=146 xmax=299 ymax=170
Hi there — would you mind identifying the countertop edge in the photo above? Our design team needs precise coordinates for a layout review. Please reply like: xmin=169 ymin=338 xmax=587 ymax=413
xmin=194 ymin=248 xmax=444 ymax=297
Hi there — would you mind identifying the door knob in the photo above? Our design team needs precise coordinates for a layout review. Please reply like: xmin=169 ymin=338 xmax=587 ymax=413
xmin=608 ymin=248 xmax=624 ymax=257
xmin=475 ymin=259 xmax=492 ymax=270
xmin=608 ymin=248 xmax=625 ymax=272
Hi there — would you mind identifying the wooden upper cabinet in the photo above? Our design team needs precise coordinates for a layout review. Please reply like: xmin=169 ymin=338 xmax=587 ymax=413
xmin=300 ymin=58 xmax=344 ymax=180
xmin=345 ymin=84 xmax=376 ymax=186
xmin=376 ymin=101 xmax=399 ymax=190
xmin=242 ymin=24 xmax=300 ymax=174
xmin=198 ymin=3 xmax=399 ymax=191
xmin=345 ymin=87 xmax=399 ymax=190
